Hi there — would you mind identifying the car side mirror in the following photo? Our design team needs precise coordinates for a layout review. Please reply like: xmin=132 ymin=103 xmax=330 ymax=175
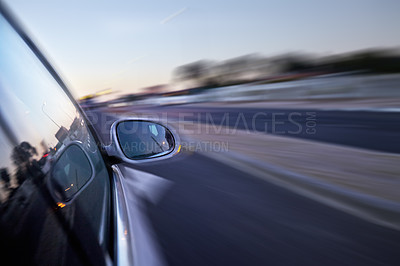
xmin=48 ymin=142 xmax=95 ymax=204
xmin=105 ymin=119 xmax=180 ymax=163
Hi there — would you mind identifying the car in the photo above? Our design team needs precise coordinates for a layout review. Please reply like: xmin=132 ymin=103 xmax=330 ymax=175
xmin=0 ymin=5 xmax=179 ymax=265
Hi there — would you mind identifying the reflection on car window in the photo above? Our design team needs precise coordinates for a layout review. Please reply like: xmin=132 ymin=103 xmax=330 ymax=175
xmin=0 ymin=13 xmax=111 ymax=265
xmin=51 ymin=144 xmax=93 ymax=202
xmin=149 ymin=124 xmax=159 ymax=136
xmin=116 ymin=121 xmax=174 ymax=159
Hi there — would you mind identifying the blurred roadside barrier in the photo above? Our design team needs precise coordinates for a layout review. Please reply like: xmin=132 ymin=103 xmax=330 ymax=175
xmin=108 ymin=74 xmax=400 ymax=107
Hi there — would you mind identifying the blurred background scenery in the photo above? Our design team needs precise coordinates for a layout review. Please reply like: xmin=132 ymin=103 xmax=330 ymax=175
xmin=4 ymin=0 xmax=400 ymax=105
xmin=3 ymin=0 xmax=400 ymax=265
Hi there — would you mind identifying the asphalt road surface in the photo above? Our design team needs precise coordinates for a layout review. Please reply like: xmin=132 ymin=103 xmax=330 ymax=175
xmin=85 ymin=106 xmax=400 ymax=265
xmin=126 ymin=105 xmax=400 ymax=154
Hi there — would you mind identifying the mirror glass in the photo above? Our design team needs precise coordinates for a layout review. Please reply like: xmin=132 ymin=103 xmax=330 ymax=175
xmin=51 ymin=144 xmax=93 ymax=202
xmin=116 ymin=121 xmax=175 ymax=160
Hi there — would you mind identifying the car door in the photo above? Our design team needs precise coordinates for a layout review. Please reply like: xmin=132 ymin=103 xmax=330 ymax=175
xmin=0 ymin=7 xmax=111 ymax=265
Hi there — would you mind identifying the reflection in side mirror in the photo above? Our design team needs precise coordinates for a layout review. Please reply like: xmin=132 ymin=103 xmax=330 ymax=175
xmin=116 ymin=121 xmax=175 ymax=160
xmin=50 ymin=143 xmax=93 ymax=203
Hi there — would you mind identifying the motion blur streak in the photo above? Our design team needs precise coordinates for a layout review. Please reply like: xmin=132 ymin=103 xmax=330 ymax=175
xmin=79 ymin=38 xmax=400 ymax=266
xmin=83 ymin=80 xmax=400 ymax=264
xmin=4 ymin=0 xmax=399 ymax=264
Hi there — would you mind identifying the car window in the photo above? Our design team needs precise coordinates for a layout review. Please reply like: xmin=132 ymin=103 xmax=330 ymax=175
xmin=0 ymin=13 xmax=111 ymax=265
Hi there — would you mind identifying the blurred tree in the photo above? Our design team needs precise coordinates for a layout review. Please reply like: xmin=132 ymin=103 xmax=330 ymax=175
xmin=0 ymin=168 xmax=10 ymax=188
xmin=322 ymin=49 xmax=400 ymax=73
xmin=173 ymin=60 xmax=215 ymax=88
xmin=11 ymin=141 xmax=37 ymax=166
xmin=11 ymin=141 xmax=37 ymax=185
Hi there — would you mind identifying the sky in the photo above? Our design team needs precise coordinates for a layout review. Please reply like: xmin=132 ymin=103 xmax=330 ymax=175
xmin=3 ymin=0 xmax=400 ymax=97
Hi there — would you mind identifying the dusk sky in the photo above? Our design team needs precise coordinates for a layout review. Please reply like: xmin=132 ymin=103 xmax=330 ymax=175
xmin=4 ymin=0 xmax=400 ymax=97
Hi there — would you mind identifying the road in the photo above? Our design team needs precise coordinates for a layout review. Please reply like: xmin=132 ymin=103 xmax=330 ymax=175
xmin=85 ymin=105 xmax=400 ymax=265
xmin=121 ymin=105 xmax=400 ymax=154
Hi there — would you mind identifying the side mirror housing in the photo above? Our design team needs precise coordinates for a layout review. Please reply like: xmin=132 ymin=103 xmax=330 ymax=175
xmin=105 ymin=119 xmax=180 ymax=163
